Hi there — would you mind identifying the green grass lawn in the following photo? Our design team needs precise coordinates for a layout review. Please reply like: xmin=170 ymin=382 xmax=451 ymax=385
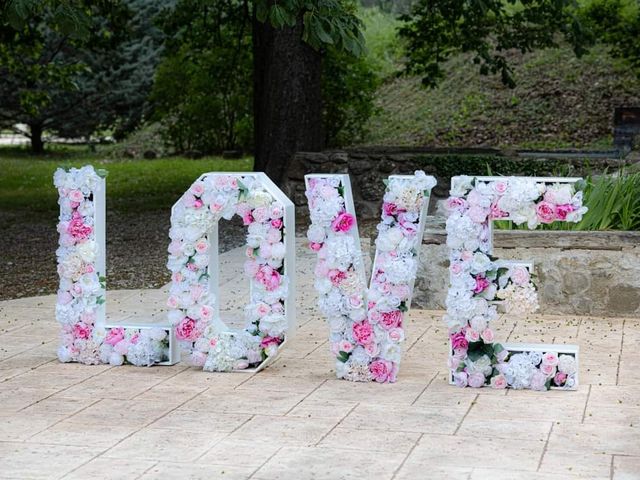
xmin=0 ymin=147 xmax=253 ymax=213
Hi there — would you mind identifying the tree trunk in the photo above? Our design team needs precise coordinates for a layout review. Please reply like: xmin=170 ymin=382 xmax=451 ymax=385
xmin=30 ymin=123 xmax=44 ymax=154
xmin=252 ymin=10 xmax=324 ymax=186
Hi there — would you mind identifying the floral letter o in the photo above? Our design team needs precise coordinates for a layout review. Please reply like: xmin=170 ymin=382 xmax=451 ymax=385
xmin=167 ymin=173 xmax=295 ymax=372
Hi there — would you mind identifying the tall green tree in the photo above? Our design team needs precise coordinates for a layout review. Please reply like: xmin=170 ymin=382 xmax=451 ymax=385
xmin=0 ymin=0 xmax=168 ymax=152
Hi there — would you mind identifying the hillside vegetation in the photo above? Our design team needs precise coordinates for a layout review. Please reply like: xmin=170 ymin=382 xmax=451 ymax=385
xmin=360 ymin=41 xmax=640 ymax=149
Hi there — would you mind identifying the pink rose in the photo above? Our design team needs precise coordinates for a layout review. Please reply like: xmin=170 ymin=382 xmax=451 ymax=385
xmin=190 ymin=182 xmax=205 ymax=197
xmin=447 ymin=356 xmax=460 ymax=370
xmin=256 ymin=303 xmax=271 ymax=317
xmin=446 ymin=197 xmax=467 ymax=212
xmin=379 ymin=310 xmax=402 ymax=330
xmin=114 ymin=340 xmax=129 ymax=355
xmin=176 ymin=317 xmax=198 ymax=341
xmin=510 ymin=266 xmax=530 ymax=286
xmin=553 ymin=372 xmax=568 ymax=386
xmin=480 ymin=328 xmax=494 ymax=343
xmin=450 ymin=262 xmax=463 ymax=275
xmin=555 ymin=204 xmax=574 ymax=220
xmin=461 ymin=250 xmax=473 ymax=261
xmin=72 ymin=322 xmax=91 ymax=340
xmin=68 ymin=190 xmax=85 ymax=203
xmin=331 ymin=212 xmax=355 ymax=233
xmin=490 ymin=374 xmax=508 ymax=389
xmin=536 ymin=201 xmax=556 ymax=224
xmin=352 ymin=321 xmax=374 ymax=345
xmin=172 ymin=271 xmax=184 ymax=283
xmin=465 ymin=329 xmax=480 ymax=342
xmin=309 ymin=242 xmax=322 ymax=252
xmin=242 ymin=213 xmax=253 ymax=226
xmin=383 ymin=202 xmax=399 ymax=216
xmin=193 ymin=199 xmax=204 ymax=209
xmin=339 ymin=340 xmax=354 ymax=352
xmin=542 ymin=352 xmax=559 ymax=367
xmin=195 ymin=239 xmax=209 ymax=254
xmin=255 ymin=265 xmax=281 ymax=291
xmin=493 ymin=181 xmax=508 ymax=195
xmin=105 ymin=327 xmax=125 ymax=346
xmin=450 ymin=331 xmax=468 ymax=350
xmin=190 ymin=284 xmax=204 ymax=301
xmin=200 ymin=305 xmax=213 ymax=320
xmin=370 ymin=360 xmax=394 ymax=382
xmin=271 ymin=218 xmax=283 ymax=229
xmin=540 ymin=363 xmax=556 ymax=377
xmin=67 ymin=213 xmax=92 ymax=240
xmin=271 ymin=205 xmax=284 ymax=219
xmin=453 ymin=371 xmax=468 ymax=388
xmin=364 ymin=342 xmax=380 ymax=357
xmin=473 ymin=275 xmax=491 ymax=294
xmin=388 ymin=327 xmax=404 ymax=343
xmin=468 ymin=371 xmax=486 ymax=388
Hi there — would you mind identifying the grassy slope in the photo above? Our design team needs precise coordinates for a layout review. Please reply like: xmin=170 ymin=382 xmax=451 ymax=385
xmin=362 ymin=45 xmax=640 ymax=149
xmin=0 ymin=147 xmax=252 ymax=214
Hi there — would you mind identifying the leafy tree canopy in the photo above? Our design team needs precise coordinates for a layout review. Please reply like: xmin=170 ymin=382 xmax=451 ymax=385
xmin=399 ymin=0 xmax=593 ymax=88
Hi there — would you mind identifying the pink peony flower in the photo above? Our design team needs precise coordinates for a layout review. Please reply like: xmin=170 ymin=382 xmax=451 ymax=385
xmin=473 ymin=275 xmax=491 ymax=294
xmin=468 ymin=371 xmax=486 ymax=388
xmin=379 ymin=310 xmax=403 ymax=330
xmin=331 ymin=212 xmax=355 ymax=233
xmin=176 ymin=317 xmax=198 ymax=341
xmin=491 ymin=374 xmax=508 ymax=389
xmin=328 ymin=269 xmax=347 ymax=286
xmin=352 ymin=321 xmax=374 ymax=345
xmin=383 ymin=202 xmax=399 ymax=216
xmin=536 ymin=201 xmax=556 ymax=224
xmin=67 ymin=213 xmax=92 ymax=240
xmin=555 ymin=204 xmax=574 ymax=220
xmin=450 ymin=331 xmax=469 ymax=351
xmin=73 ymin=322 xmax=91 ymax=340
xmin=105 ymin=327 xmax=125 ymax=346
xmin=370 ymin=359 xmax=394 ymax=382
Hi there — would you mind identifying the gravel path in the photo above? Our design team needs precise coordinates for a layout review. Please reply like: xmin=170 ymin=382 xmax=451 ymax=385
xmin=0 ymin=211 xmax=246 ymax=301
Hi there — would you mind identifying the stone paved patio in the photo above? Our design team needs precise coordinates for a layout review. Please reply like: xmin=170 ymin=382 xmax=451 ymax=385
xmin=1 ymin=246 xmax=639 ymax=480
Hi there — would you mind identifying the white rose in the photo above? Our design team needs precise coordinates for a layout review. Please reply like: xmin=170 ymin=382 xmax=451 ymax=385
xmin=376 ymin=227 xmax=403 ymax=252
xmin=307 ymin=224 xmax=326 ymax=244
xmin=76 ymin=241 xmax=98 ymax=263
xmin=558 ymin=354 xmax=577 ymax=375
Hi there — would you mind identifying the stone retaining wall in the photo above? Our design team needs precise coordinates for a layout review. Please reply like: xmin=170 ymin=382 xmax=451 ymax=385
xmin=414 ymin=230 xmax=640 ymax=317
xmin=286 ymin=147 xmax=630 ymax=219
